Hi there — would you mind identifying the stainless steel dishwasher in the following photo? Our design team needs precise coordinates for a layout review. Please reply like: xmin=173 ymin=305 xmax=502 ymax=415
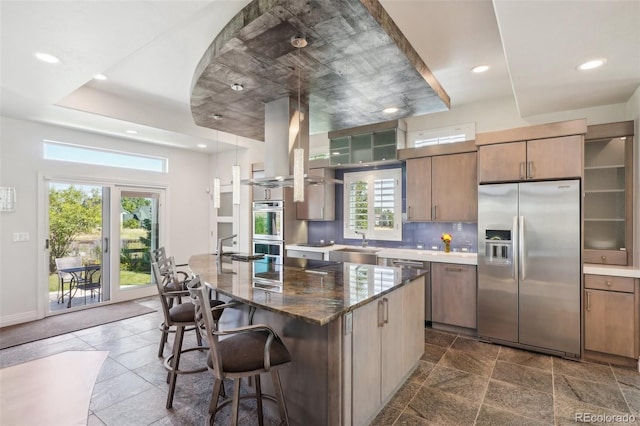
xmin=380 ymin=258 xmax=431 ymax=327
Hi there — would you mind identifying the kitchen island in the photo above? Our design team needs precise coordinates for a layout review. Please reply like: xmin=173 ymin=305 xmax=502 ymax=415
xmin=188 ymin=254 xmax=427 ymax=426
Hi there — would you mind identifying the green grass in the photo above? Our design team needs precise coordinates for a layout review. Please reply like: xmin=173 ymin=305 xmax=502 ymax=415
xmin=48 ymin=271 xmax=151 ymax=292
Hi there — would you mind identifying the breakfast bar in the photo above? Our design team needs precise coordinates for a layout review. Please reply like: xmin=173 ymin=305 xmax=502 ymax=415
xmin=188 ymin=254 xmax=427 ymax=426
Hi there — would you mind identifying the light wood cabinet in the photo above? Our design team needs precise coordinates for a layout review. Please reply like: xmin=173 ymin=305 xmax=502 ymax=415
xmin=350 ymin=277 xmax=425 ymax=425
xmin=432 ymin=263 xmax=477 ymax=329
xmin=477 ymin=135 xmax=582 ymax=183
xmin=296 ymin=168 xmax=335 ymax=220
xmin=584 ymin=274 xmax=638 ymax=359
xmin=583 ymin=121 xmax=634 ymax=266
xmin=406 ymin=157 xmax=432 ymax=221
xmin=406 ymin=152 xmax=477 ymax=222
xmin=432 ymin=152 xmax=477 ymax=221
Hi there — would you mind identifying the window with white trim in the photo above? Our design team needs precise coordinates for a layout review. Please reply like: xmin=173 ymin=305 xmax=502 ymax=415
xmin=44 ymin=140 xmax=168 ymax=173
xmin=409 ymin=122 xmax=475 ymax=148
xmin=343 ymin=168 xmax=402 ymax=241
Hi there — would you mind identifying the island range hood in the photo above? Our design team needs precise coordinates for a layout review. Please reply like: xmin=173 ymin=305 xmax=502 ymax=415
xmin=242 ymin=97 xmax=342 ymax=189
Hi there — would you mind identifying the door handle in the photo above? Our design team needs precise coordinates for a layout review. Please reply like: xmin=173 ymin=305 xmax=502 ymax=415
xmin=444 ymin=267 xmax=464 ymax=272
xmin=519 ymin=162 xmax=525 ymax=180
xmin=377 ymin=300 xmax=384 ymax=327
xmin=527 ymin=161 xmax=533 ymax=179
xmin=407 ymin=206 xmax=411 ymax=220
xmin=104 ymin=237 xmax=109 ymax=253
xmin=519 ymin=216 xmax=525 ymax=280
xmin=512 ymin=216 xmax=518 ymax=279
xmin=586 ymin=291 xmax=591 ymax=311
xmin=383 ymin=298 xmax=389 ymax=324
xmin=432 ymin=205 xmax=437 ymax=220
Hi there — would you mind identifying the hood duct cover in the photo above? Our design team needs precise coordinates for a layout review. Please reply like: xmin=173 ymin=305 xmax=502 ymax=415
xmin=241 ymin=97 xmax=342 ymax=188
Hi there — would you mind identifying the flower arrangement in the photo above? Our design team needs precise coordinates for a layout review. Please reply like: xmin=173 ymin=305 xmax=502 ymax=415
xmin=441 ymin=233 xmax=452 ymax=252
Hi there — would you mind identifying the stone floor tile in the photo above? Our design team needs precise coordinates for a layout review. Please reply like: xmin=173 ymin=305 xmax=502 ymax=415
xmin=89 ymin=370 xmax=157 ymax=412
xmin=424 ymin=364 xmax=489 ymax=403
xmin=554 ymin=374 xmax=629 ymax=413
xmin=553 ymin=357 xmax=617 ymax=385
xmin=370 ymin=405 xmax=402 ymax=426
xmin=623 ymin=389 xmax=640 ymax=417
xmin=407 ymin=385 xmax=480 ymax=425
xmin=497 ymin=346 xmax=553 ymax=371
xmin=613 ymin=366 xmax=640 ymax=392
xmin=93 ymin=387 xmax=175 ymax=426
xmin=393 ymin=410 xmax=430 ymax=425
xmin=439 ymin=347 xmax=496 ymax=378
xmin=407 ymin=360 xmax=435 ymax=385
xmin=421 ymin=342 xmax=447 ymax=363
xmin=450 ymin=336 xmax=500 ymax=361
xmin=491 ymin=360 xmax=553 ymax=394
xmin=475 ymin=403 xmax=551 ymax=426
xmin=483 ymin=378 xmax=554 ymax=423
xmin=387 ymin=381 xmax=422 ymax=410
xmin=554 ymin=395 xmax=637 ymax=426
xmin=424 ymin=328 xmax=456 ymax=348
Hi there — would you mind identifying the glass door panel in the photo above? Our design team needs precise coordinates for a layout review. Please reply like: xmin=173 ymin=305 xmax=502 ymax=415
xmin=47 ymin=181 xmax=111 ymax=312
xmin=119 ymin=190 xmax=160 ymax=290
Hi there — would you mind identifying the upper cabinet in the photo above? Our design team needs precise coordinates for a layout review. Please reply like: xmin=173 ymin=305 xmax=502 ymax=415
xmin=296 ymin=168 xmax=335 ymax=221
xmin=401 ymin=141 xmax=477 ymax=222
xmin=476 ymin=119 xmax=586 ymax=184
xmin=477 ymin=135 xmax=583 ymax=183
xmin=583 ymin=121 xmax=634 ymax=266
xmin=328 ymin=120 xmax=406 ymax=167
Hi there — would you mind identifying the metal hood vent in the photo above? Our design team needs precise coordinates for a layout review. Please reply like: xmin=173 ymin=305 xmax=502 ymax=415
xmin=241 ymin=97 xmax=342 ymax=188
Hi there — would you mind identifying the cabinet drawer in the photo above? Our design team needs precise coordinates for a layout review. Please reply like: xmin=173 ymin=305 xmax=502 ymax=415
xmin=287 ymin=249 xmax=324 ymax=260
xmin=584 ymin=274 xmax=634 ymax=293
xmin=583 ymin=249 xmax=628 ymax=266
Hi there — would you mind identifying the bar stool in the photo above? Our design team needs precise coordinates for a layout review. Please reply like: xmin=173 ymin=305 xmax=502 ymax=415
xmin=152 ymin=261 xmax=211 ymax=408
xmin=187 ymin=276 xmax=291 ymax=426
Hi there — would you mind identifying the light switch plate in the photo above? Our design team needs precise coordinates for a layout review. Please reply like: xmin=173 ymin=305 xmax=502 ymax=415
xmin=13 ymin=232 xmax=29 ymax=242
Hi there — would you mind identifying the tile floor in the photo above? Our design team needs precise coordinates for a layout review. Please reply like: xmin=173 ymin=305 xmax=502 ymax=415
xmin=1 ymin=299 xmax=639 ymax=426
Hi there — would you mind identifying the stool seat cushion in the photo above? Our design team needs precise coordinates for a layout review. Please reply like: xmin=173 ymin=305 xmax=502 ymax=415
xmin=207 ymin=331 xmax=291 ymax=373
xmin=164 ymin=281 xmax=185 ymax=292
xmin=169 ymin=302 xmax=196 ymax=323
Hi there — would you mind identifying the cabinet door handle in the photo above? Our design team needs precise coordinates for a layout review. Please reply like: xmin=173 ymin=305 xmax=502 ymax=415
xmin=605 ymin=280 xmax=612 ymax=287
xmin=527 ymin=161 xmax=533 ymax=179
xmin=433 ymin=205 xmax=437 ymax=220
xmin=377 ymin=300 xmax=384 ymax=327
xmin=407 ymin=206 xmax=411 ymax=220
xmin=383 ymin=298 xmax=389 ymax=324
xmin=320 ymin=207 xmax=324 ymax=218
xmin=586 ymin=291 xmax=591 ymax=311
xmin=601 ymin=256 xmax=607 ymax=262
xmin=444 ymin=267 xmax=464 ymax=272
xmin=519 ymin=162 xmax=525 ymax=180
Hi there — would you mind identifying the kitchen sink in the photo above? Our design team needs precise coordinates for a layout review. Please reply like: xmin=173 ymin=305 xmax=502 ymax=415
xmin=328 ymin=247 xmax=379 ymax=265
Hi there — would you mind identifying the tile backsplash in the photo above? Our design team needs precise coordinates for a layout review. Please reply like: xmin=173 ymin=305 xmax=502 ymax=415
xmin=308 ymin=220 xmax=478 ymax=252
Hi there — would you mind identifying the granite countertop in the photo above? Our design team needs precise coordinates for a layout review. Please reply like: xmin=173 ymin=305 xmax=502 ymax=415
xmin=285 ymin=244 xmax=478 ymax=265
xmin=188 ymin=254 xmax=427 ymax=326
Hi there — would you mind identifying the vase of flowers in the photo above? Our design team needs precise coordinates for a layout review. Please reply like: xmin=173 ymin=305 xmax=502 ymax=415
xmin=441 ymin=233 xmax=452 ymax=253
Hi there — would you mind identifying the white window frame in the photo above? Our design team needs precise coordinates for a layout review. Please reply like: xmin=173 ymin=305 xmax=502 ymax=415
xmin=343 ymin=168 xmax=402 ymax=241
xmin=409 ymin=122 xmax=476 ymax=148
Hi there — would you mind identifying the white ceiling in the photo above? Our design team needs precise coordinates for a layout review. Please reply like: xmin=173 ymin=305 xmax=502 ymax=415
xmin=1 ymin=0 xmax=638 ymax=153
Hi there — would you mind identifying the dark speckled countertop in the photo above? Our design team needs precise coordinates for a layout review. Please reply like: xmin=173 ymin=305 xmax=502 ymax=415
xmin=188 ymin=254 xmax=426 ymax=326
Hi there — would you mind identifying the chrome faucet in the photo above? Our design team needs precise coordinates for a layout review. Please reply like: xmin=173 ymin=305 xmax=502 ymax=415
xmin=217 ymin=234 xmax=237 ymax=256
xmin=355 ymin=230 xmax=368 ymax=247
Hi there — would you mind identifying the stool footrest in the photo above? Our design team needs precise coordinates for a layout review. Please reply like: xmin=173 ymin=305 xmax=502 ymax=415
xmin=163 ymin=346 xmax=208 ymax=375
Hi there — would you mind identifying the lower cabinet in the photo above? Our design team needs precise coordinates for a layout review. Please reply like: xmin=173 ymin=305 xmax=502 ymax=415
xmin=584 ymin=274 xmax=639 ymax=359
xmin=431 ymin=263 xmax=477 ymax=329
xmin=350 ymin=277 xmax=425 ymax=425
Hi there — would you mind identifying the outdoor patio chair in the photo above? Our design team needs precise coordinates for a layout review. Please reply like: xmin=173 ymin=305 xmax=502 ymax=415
xmin=54 ymin=256 xmax=82 ymax=304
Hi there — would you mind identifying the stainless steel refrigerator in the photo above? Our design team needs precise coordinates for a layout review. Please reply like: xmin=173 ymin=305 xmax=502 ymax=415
xmin=478 ymin=180 xmax=581 ymax=358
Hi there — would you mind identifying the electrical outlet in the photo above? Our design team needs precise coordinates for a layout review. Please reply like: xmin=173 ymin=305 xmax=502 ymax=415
xmin=13 ymin=232 xmax=29 ymax=242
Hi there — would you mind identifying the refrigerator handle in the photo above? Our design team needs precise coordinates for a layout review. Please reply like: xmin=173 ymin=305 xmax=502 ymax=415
xmin=519 ymin=216 xmax=526 ymax=280
xmin=512 ymin=216 xmax=519 ymax=279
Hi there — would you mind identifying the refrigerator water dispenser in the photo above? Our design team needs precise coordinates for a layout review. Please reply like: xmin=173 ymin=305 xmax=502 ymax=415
xmin=484 ymin=230 xmax=512 ymax=264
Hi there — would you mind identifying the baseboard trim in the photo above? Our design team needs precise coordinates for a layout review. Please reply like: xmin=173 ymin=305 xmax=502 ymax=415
xmin=0 ymin=310 xmax=39 ymax=328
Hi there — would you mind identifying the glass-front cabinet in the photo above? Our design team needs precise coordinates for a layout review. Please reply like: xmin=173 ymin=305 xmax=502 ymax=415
xmin=329 ymin=119 xmax=406 ymax=167
xmin=583 ymin=121 xmax=634 ymax=265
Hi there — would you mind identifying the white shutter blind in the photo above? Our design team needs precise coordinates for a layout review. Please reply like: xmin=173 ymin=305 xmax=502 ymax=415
xmin=347 ymin=180 xmax=368 ymax=231
xmin=373 ymin=177 xmax=395 ymax=232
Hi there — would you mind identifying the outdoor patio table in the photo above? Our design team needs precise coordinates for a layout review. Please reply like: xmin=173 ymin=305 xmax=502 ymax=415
xmin=58 ymin=264 xmax=101 ymax=308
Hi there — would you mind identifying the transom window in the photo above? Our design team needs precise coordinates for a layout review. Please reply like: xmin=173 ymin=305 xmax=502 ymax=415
xmin=44 ymin=140 xmax=168 ymax=173
xmin=343 ymin=168 xmax=402 ymax=241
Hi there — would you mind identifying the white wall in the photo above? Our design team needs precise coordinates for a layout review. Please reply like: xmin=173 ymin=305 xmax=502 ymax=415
xmin=0 ymin=116 xmax=213 ymax=326
xmin=626 ymin=86 xmax=640 ymax=266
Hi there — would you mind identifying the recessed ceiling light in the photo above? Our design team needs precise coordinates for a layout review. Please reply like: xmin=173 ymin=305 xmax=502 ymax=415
xmin=471 ymin=65 xmax=490 ymax=73
xmin=33 ymin=52 xmax=61 ymax=64
xmin=578 ymin=59 xmax=606 ymax=71
xmin=212 ymin=114 xmax=223 ymax=120
xmin=231 ymin=83 xmax=244 ymax=91
xmin=197 ymin=144 xmax=207 ymax=148
xmin=383 ymin=107 xmax=399 ymax=114
xmin=94 ymin=74 xmax=107 ymax=81
xmin=125 ymin=130 xmax=138 ymax=135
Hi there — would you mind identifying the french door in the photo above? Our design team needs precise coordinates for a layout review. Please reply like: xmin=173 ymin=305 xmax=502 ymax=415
xmin=45 ymin=179 xmax=164 ymax=314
